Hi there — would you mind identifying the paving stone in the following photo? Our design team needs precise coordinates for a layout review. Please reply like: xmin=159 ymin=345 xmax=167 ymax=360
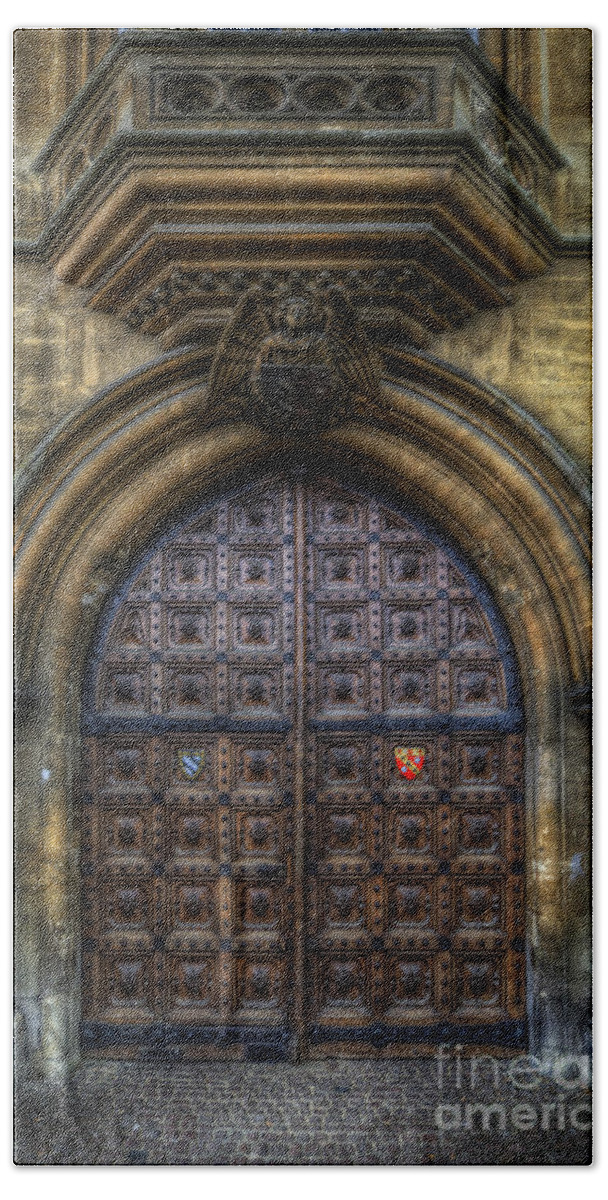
xmin=15 ymin=1059 xmax=592 ymax=1165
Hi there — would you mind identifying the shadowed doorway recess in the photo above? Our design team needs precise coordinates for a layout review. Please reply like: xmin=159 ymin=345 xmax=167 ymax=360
xmin=81 ymin=476 xmax=525 ymax=1061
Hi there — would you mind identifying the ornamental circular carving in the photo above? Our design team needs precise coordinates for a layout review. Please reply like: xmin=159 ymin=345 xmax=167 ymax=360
xmin=228 ymin=74 xmax=286 ymax=112
xmin=295 ymin=73 xmax=354 ymax=112
xmin=163 ymin=74 xmax=219 ymax=114
xmin=364 ymin=73 xmax=420 ymax=112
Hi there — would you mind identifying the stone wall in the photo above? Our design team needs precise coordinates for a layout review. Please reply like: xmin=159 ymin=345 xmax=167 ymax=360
xmin=430 ymin=255 xmax=592 ymax=471
xmin=14 ymin=262 xmax=161 ymax=466
xmin=480 ymin=28 xmax=592 ymax=235
xmin=433 ymin=28 xmax=592 ymax=472
xmin=14 ymin=28 xmax=160 ymax=467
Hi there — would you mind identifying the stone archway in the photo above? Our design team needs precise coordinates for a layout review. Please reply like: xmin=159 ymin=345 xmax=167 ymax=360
xmin=14 ymin=345 xmax=590 ymax=1079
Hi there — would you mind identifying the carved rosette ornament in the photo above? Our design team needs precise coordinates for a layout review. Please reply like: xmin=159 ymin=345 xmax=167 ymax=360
xmin=206 ymin=282 xmax=380 ymax=433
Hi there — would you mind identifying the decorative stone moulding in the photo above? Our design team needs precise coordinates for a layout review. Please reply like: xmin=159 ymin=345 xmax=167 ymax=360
xmin=30 ymin=29 xmax=573 ymax=352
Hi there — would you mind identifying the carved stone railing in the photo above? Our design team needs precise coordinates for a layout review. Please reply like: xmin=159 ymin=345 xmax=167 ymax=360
xmin=28 ymin=29 xmax=573 ymax=352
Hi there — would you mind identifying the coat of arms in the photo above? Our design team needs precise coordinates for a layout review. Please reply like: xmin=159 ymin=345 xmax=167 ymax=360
xmin=394 ymin=746 xmax=425 ymax=780
xmin=178 ymin=749 xmax=205 ymax=780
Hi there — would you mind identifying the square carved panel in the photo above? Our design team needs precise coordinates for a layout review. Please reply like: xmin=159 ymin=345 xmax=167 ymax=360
xmin=234 ymin=957 xmax=286 ymax=1010
xmin=166 ymin=607 xmax=214 ymax=651
xmin=168 ymin=740 xmax=216 ymax=787
xmin=169 ymin=880 xmax=217 ymax=930
xmin=231 ymin=605 xmax=281 ymax=652
xmin=315 ymin=547 xmax=366 ymax=590
xmin=230 ymin=548 xmax=281 ymax=590
xmin=384 ymin=603 xmax=436 ymax=651
xmin=101 ymin=740 xmax=150 ymax=788
xmin=100 ymin=666 xmax=149 ymax=713
xmin=235 ymin=883 xmax=283 ymax=932
xmin=382 ymin=544 xmax=435 ymax=589
xmin=235 ymin=812 xmax=282 ymax=858
xmin=165 ymin=665 xmax=215 ymax=712
xmin=108 ymin=604 xmax=151 ymax=651
xmin=230 ymin=494 xmax=280 ymax=537
xmin=386 ymin=955 xmax=435 ymax=1010
xmin=233 ymin=742 xmax=283 ymax=788
xmin=387 ymin=807 xmax=435 ymax=858
xmin=316 ymin=605 xmax=368 ymax=652
xmin=318 ymin=739 xmax=371 ymax=788
xmin=167 ymin=955 xmax=218 ymax=1010
xmin=100 ymin=807 xmax=154 ymax=861
xmin=319 ymin=881 xmax=367 ymax=931
xmin=454 ymin=955 xmax=505 ymax=1012
xmin=101 ymin=953 xmax=155 ymax=1014
xmin=454 ymin=806 xmax=503 ymax=858
xmin=168 ymin=809 xmax=216 ymax=858
xmin=317 ymin=665 xmax=369 ymax=713
xmin=447 ymin=563 xmax=472 ymax=594
xmin=313 ymin=495 xmax=367 ymax=534
xmin=384 ymin=662 xmax=436 ymax=710
xmin=449 ymin=601 xmax=493 ymax=649
xmin=167 ymin=548 xmax=215 ymax=591
xmin=454 ymin=880 xmax=504 ymax=931
xmin=452 ymin=663 xmax=505 ymax=710
xmin=103 ymin=878 xmax=155 ymax=932
xmin=229 ymin=665 xmax=282 ymax=714
xmin=382 ymin=738 xmax=437 ymax=786
xmin=387 ymin=879 xmax=436 ymax=931
xmin=454 ymin=741 xmax=502 ymax=785
xmin=320 ymin=809 xmax=368 ymax=858
xmin=317 ymin=956 xmax=371 ymax=1014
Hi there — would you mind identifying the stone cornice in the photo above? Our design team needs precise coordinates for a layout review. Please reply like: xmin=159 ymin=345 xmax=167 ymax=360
xmin=14 ymin=226 xmax=591 ymax=267
xmin=23 ymin=28 xmax=581 ymax=352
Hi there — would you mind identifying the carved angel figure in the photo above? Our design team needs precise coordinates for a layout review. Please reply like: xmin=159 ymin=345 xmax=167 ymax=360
xmin=207 ymin=282 xmax=379 ymax=433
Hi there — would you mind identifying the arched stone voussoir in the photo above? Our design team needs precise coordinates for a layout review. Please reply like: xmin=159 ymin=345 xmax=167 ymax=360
xmin=15 ymin=346 xmax=590 ymax=712
xmin=330 ymin=391 xmax=590 ymax=703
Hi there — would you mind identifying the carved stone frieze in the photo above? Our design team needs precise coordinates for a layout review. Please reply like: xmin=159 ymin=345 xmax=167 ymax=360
xmin=123 ymin=264 xmax=475 ymax=353
xmin=125 ymin=266 xmax=418 ymax=329
xmin=152 ymin=66 xmax=435 ymax=122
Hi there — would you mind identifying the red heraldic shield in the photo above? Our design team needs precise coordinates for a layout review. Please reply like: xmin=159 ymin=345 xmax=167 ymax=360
xmin=394 ymin=746 xmax=425 ymax=780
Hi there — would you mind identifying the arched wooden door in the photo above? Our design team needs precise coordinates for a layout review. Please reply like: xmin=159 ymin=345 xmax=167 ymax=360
xmin=81 ymin=476 xmax=525 ymax=1060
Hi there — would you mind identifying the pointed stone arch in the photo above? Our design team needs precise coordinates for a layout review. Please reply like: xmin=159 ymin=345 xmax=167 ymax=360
xmin=14 ymin=345 xmax=590 ymax=1078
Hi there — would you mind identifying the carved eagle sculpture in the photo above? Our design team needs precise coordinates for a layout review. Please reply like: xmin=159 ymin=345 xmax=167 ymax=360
xmin=206 ymin=283 xmax=380 ymax=434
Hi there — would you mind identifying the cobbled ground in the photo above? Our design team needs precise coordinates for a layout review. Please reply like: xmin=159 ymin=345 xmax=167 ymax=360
xmin=15 ymin=1058 xmax=591 ymax=1165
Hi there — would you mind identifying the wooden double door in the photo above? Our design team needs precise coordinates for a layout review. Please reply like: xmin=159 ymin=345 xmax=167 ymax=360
xmin=81 ymin=476 xmax=526 ymax=1059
